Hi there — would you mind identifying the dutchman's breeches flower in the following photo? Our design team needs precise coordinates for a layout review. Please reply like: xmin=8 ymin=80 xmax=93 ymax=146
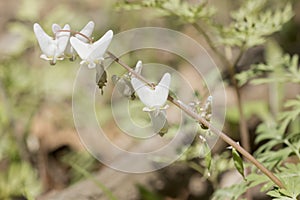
xmin=131 ymin=72 xmax=171 ymax=134
xmin=33 ymin=23 xmax=70 ymax=65
xmin=52 ymin=21 xmax=95 ymax=61
xmin=70 ymin=30 xmax=113 ymax=69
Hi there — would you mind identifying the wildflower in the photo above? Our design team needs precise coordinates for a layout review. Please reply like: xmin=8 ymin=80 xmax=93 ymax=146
xmin=131 ymin=73 xmax=171 ymax=112
xmin=131 ymin=73 xmax=171 ymax=135
xmin=129 ymin=60 xmax=143 ymax=77
xmin=70 ymin=30 xmax=113 ymax=68
xmin=52 ymin=21 xmax=95 ymax=60
xmin=112 ymin=60 xmax=144 ymax=99
xmin=33 ymin=23 xmax=70 ymax=65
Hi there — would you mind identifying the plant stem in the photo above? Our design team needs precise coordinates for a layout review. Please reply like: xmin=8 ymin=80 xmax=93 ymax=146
xmin=230 ymin=49 xmax=251 ymax=153
xmin=187 ymin=161 xmax=205 ymax=174
xmin=107 ymin=51 xmax=285 ymax=189
xmin=230 ymin=48 xmax=253 ymax=200
xmin=192 ymin=22 xmax=251 ymax=152
xmin=192 ymin=23 xmax=231 ymax=68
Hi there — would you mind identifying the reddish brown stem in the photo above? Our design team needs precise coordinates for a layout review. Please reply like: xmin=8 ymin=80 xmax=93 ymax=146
xmin=107 ymin=51 xmax=285 ymax=189
xmin=55 ymin=30 xmax=93 ymax=43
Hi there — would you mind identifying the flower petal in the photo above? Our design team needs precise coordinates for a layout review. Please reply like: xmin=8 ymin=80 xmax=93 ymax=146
xmin=134 ymin=60 xmax=143 ymax=74
xmin=76 ymin=21 xmax=95 ymax=42
xmin=148 ymin=109 xmax=168 ymax=134
xmin=70 ymin=37 xmax=90 ymax=60
xmin=70 ymin=30 xmax=113 ymax=63
xmin=56 ymin=24 xmax=70 ymax=56
xmin=88 ymin=30 xmax=113 ymax=61
xmin=33 ymin=23 xmax=54 ymax=57
xmin=52 ymin=24 xmax=61 ymax=34
xmin=131 ymin=73 xmax=171 ymax=109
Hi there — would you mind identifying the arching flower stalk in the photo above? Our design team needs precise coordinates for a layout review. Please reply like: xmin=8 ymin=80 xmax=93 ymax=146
xmin=32 ymin=22 xmax=286 ymax=189
xmin=52 ymin=21 xmax=95 ymax=61
xmin=109 ymin=51 xmax=285 ymax=188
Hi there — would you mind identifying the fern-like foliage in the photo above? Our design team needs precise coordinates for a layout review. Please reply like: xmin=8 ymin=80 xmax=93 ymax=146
xmin=116 ymin=1 xmax=299 ymax=199
xmin=115 ymin=0 xmax=215 ymax=24
xmin=212 ymin=181 xmax=248 ymax=200
xmin=255 ymin=95 xmax=300 ymax=167
xmin=268 ymin=163 xmax=300 ymax=199
xmin=236 ymin=41 xmax=300 ymax=86
xmin=219 ymin=0 xmax=293 ymax=48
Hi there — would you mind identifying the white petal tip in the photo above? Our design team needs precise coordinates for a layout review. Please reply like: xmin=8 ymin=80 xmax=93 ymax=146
xmin=87 ymin=21 xmax=95 ymax=26
xmin=105 ymin=30 xmax=114 ymax=38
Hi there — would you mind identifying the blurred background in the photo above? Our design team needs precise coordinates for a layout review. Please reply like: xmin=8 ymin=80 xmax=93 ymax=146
xmin=0 ymin=0 xmax=299 ymax=199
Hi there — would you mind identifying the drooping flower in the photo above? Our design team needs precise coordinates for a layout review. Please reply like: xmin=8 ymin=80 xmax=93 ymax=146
xmin=70 ymin=30 xmax=113 ymax=68
xmin=96 ymin=64 xmax=107 ymax=95
xmin=33 ymin=23 xmax=70 ymax=65
xmin=148 ymin=109 xmax=169 ymax=136
xmin=112 ymin=60 xmax=144 ymax=99
xmin=131 ymin=72 xmax=171 ymax=112
xmin=52 ymin=21 xmax=95 ymax=60
xmin=131 ymin=73 xmax=171 ymax=135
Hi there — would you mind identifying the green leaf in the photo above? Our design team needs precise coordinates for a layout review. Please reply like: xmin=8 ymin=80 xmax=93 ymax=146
xmin=116 ymin=0 xmax=216 ymax=24
xmin=204 ymin=142 xmax=212 ymax=170
xmin=0 ymin=162 xmax=41 ymax=199
xmin=212 ymin=182 xmax=248 ymax=200
xmin=246 ymin=173 xmax=270 ymax=190
xmin=232 ymin=147 xmax=245 ymax=179
xmin=256 ymin=148 xmax=293 ymax=169
xmin=276 ymin=163 xmax=300 ymax=199
xmin=239 ymin=46 xmax=300 ymax=86
xmin=220 ymin=2 xmax=293 ymax=48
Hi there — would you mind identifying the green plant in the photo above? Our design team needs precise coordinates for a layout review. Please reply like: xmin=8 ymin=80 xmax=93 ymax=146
xmin=115 ymin=0 xmax=299 ymax=199
xmin=27 ymin=0 xmax=299 ymax=199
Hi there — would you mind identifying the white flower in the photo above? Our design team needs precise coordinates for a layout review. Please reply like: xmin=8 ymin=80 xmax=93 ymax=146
xmin=131 ymin=73 xmax=171 ymax=112
xmin=130 ymin=60 xmax=143 ymax=77
xmin=33 ymin=23 xmax=70 ymax=65
xmin=112 ymin=60 xmax=144 ymax=99
xmin=131 ymin=73 xmax=171 ymax=111
xmin=70 ymin=30 xmax=113 ymax=68
xmin=131 ymin=72 xmax=171 ymax=135
xmin=52 ymin=21 xmax=95 ymax=60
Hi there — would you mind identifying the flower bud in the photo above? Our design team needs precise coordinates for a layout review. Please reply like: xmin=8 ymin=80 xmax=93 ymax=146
xmin=200 ymin=96 xmax=212 ymax=129
xmin=96 ymin=64 xmax=107 ymax=95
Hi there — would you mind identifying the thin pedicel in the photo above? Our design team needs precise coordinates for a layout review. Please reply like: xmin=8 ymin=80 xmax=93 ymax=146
xmin=106 ymin=51 xmax=285 ymax=189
